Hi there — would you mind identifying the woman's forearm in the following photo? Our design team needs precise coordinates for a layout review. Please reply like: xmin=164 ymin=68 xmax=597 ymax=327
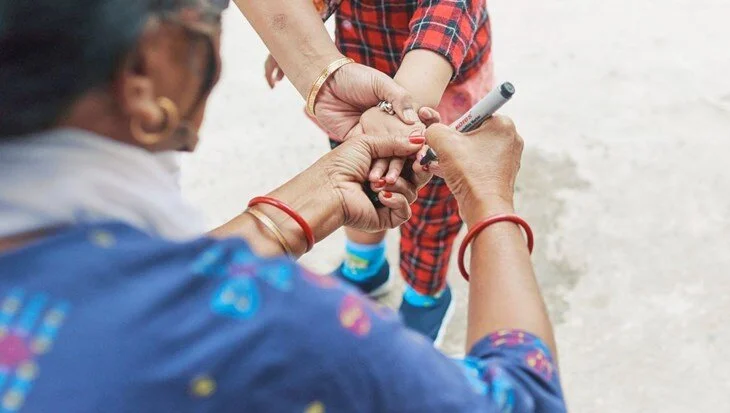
xmin=393 ymin=50 xmax=453 ymax=108
xmin=232 ymin=0 xmax=343 ymax=97
xmin=463 ymin=197 xmax=558 ymax=357
xmin=210 ymin=164 xmax=344 ymax=258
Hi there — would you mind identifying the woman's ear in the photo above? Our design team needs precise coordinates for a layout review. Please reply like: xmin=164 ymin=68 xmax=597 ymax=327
xmin=119 ymin=73 xmax=165 ymax=132
xmin=115 ymin=22 xmax=171 ymax=134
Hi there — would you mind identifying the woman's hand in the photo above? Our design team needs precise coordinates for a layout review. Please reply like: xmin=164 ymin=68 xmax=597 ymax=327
xmin=424 ymin=114 xmax=559 ymax=357
xmin=323 ymin=133 xmax=432 ymax=231
xmin=349 ymin=107 xmax=426 ymax=186
xmin=214 ymin=133 xmax=431 ymax=257
xmin=425 ymin=115 xmax=524 ymax=226
xmin=315 ymin=63 xmax=420 ymax=139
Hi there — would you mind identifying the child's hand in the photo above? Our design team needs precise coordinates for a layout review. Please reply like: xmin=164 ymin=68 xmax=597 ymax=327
xmin=264 ymin=54 xmax=285 ymax=89
xmin=358 ymin=106 xmax=426 ymax=186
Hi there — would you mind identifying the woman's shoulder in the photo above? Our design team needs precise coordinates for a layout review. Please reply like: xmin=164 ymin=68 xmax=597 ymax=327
xmin=0 ymin=220 xmax=384 ymax=352
xmin=0 ymin=222 xmax=386 ymax=410
xmin=0 ymin=222 xmax=218 ymax=276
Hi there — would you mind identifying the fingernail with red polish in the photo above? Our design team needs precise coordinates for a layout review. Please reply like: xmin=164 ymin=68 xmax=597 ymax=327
xmin=409 ymin=136 xmax=426 ymax=144
xmin=383 ymin=191 xmax=393 ymax=199
xmin=375 ymin=179 xmax=386 ymax=187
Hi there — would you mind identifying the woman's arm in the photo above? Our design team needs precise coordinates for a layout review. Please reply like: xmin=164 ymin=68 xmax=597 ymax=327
xmin=213 ymin=114 xmax=564 ymax=411
xmin=463 ymin=196 xmax=556 ymax=355
xmin=210 ymin=134 xmax=429 ymax=257
xmin=232 ymin=0 xmax=418 ymax=138
xmin=425 ymin=117 xmax=557 ymax=357
xmin=208 ymin=163 xmax=344 ymax=257
xmin=232 ymin=0 xmax=342 ymax=98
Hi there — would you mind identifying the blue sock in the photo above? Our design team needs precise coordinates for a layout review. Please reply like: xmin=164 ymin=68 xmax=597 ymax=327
xmin=403 ymin=285 xmax=445 ymax=308
xmin=341 ymin=240 xmax=387 ymax=282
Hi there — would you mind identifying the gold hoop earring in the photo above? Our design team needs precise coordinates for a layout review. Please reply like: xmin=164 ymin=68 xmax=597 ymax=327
xmin=130 ymin=97 xmax=180 ymax=146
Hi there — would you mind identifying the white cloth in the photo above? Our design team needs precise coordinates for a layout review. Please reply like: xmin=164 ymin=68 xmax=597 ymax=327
xmin=0 ymin=128 xmax=205 ymax=240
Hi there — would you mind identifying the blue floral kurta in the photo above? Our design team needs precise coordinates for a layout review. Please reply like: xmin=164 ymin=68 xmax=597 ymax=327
xmin=0 ymin=223 xmax=565 ymax=412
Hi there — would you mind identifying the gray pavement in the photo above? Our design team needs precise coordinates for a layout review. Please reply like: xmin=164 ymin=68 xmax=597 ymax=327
xmin=182 ymin=1 xmax=730 ymax=411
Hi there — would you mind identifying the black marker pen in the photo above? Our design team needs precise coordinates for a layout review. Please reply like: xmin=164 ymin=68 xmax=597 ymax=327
xmin=420 ymin=82 xmax=515 ymax=165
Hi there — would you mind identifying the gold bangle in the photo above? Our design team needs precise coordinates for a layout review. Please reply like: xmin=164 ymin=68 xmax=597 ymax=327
xmin=306 ymin=57 xmax=354 ymax=117
xmin=245 ymin=209 xmax=293 ymax=256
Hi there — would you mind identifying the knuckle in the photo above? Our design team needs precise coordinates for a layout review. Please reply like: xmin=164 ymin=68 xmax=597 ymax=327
xmin=496 ymin=116 xmax=517 ymax=134
xmin=408 ymin=125 xmax=425 ymax=136
xmin=493 ymin=115 xmax=516 ymax=132
xmin=426 ymin=123 xmax=451 ymax=140
xmin=515 ymin=133 xmax=525 ymax=149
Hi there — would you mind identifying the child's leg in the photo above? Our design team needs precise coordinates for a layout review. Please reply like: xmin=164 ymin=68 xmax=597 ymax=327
xmin=399 ymin=178 xmax=462 ymax=296
xmin=339 ymin=228 xmax=389 ymax=284
xmin=345 ymin=229 xmax=387 ymax=245
xmin=397 ymin=177 xmax=461 ymax=343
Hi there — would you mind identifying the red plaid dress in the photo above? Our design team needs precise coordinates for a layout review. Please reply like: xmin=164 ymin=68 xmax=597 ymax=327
xmin=321 ymin=0 xmax=494 ymax=295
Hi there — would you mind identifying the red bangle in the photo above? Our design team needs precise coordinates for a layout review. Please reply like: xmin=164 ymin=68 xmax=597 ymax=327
xmin=248 ymin=196 xmax=315 ymax=253
xmin=458 ymin=214 xmax=534 ymax=282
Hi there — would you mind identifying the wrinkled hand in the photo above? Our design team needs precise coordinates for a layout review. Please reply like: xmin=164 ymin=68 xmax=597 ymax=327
xmin=425 ymin=115 xmax=524 ymax=224
xmin=314 ymin=63 xmax=419 ymax=140
xmin=320 ymin=134 xmax=432 ymax=232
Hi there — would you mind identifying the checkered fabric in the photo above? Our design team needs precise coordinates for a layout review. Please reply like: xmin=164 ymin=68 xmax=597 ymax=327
xmin=396 ymin=63 xmax=492 ymax=294
xmin=334 ymin=0 xmax=491 ymax=81
xmin=321 ymin=0 xmax=493 ymax=295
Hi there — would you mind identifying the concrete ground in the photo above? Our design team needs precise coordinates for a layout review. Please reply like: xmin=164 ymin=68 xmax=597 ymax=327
xmin=182 ymin=0 xmax=730 ymax=411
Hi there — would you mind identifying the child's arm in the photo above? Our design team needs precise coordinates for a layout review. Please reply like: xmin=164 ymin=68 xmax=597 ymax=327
xmin=395 ymin=0 xmax=488 ymax=106
xmin=394 ymin=50 xmax=453 ymax=108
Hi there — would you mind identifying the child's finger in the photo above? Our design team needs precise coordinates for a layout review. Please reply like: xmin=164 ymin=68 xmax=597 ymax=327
xmin=276 ymin=63 xmax=286 ymax=82
xmin=369 ymin=158 xmax=389 ymax=182
xmin=377 ymin=191 xmax=412 ymax=228
xmin=384 ymin=158 xmax=405 ymax=185
xmin=414 ymin=145 xmax=430 ymax=164
xmin=418 ymin=107 xmax=442 ymax=127
xmin=380 ymin=176 xmax=419 ymax=204
xmin=265 ymin=55 xmax=282 ymax=89
xmin=413 ymin=145 xmax=432 ymax=172
xmin=423 ymin=159 xmax=442 ymax=177
xmin=265 ymin=62 xmax=275 ymax=89
xmin=410 ymin=147 xmax=435 ymax=190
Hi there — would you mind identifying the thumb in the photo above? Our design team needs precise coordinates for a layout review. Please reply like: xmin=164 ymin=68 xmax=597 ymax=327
xmin=424 ymin=123 xmax=456 ymax=156
xmin=369 ymin=69 xmax=418 ymax=124
xmin=358 ymin=134 xmax=425 ymax=160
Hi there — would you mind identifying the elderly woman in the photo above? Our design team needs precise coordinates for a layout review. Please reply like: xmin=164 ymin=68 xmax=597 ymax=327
xmin=0 ymin=1 xmax=565 ymax=412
